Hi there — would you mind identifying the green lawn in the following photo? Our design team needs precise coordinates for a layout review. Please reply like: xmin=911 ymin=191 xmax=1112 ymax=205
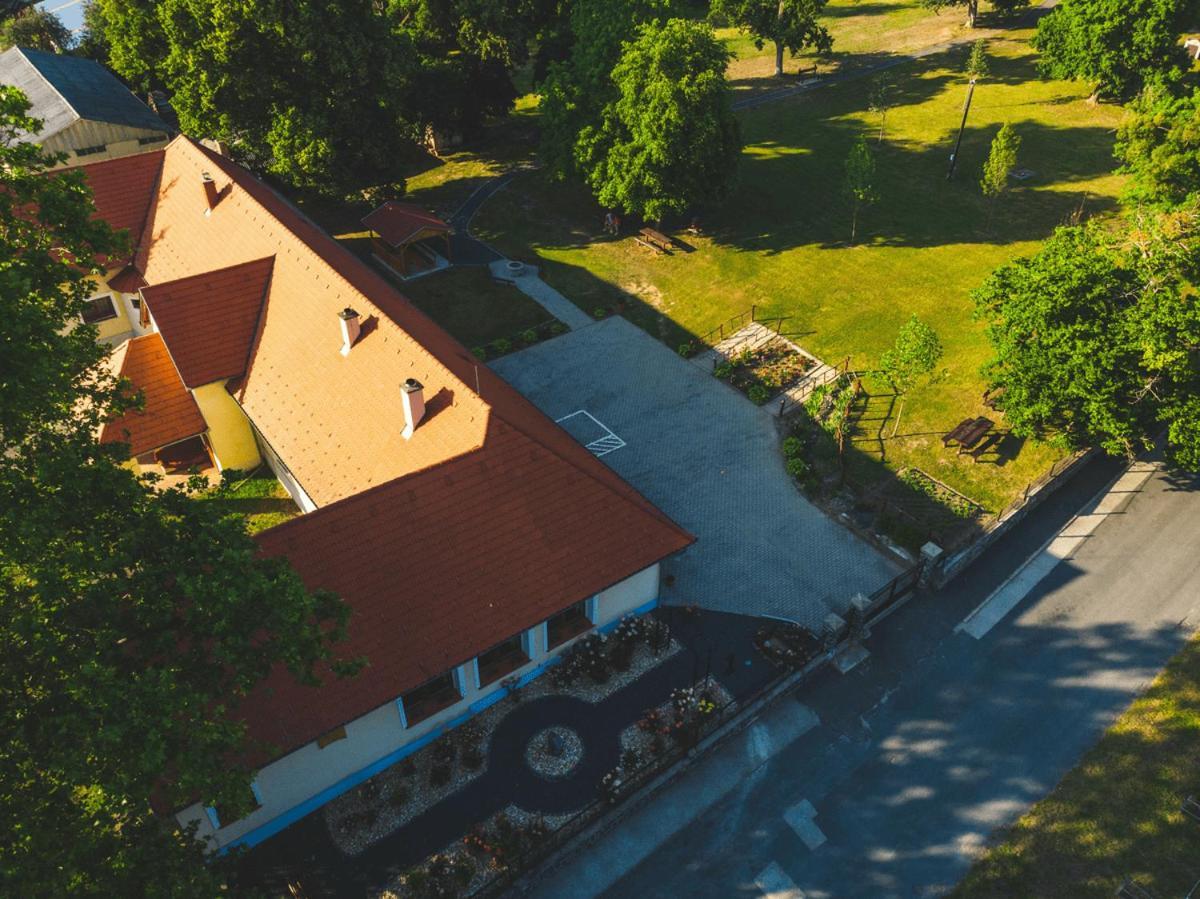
xmin=400 ymin=266 xmax=559 ymax=351
xmin=199 ymin=468 xmax=299 ymax=535
xmin=952 ymin=635 xmax=1200 ymax=898
xmin=473 ymin=30 xmax=1126 ymax=513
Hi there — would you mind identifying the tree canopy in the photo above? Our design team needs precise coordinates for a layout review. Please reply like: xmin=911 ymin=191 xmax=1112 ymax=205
xmin=0 ymin=6 xmax=71 ymax=51
xmin=1032 ymin=0 xmax=1196 ymax=100
xmin=709 ymin=0 xmax=831 ymax=77
xmin=0 ymin=88 xmax=354 ymax=893
xmin=981 ymin=122 xmax=1020 ymax=203
xmin=843 ymin=135 xmax=878 ymax=243
xmin=580 ymin=18 xmax=741 ymax=221
xmin=1116 ymin=86 xmax=1200 ymax=210
xmin=973 ymin=212 xmax=1200 ymax=465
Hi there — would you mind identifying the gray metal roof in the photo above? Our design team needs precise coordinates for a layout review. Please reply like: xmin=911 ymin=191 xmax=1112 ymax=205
xmin=0 ymin=47 xmax=167 ymax=140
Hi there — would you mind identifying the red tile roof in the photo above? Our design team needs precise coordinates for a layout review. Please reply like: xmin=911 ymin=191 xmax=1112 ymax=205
xmin=73 ymin=138 xmax=693 ymax=764
xmin=100 ymin=333 xmax=206 ymax=456
xmin=108 ymin=264 xmax=147 ymax=293
xmin=141 ymin=257 xmax=273 ymax=388
xmin=361 ymin=201 xmax=450 ymax=248
xmin=76 ymin=150 xmax=163 ymax=243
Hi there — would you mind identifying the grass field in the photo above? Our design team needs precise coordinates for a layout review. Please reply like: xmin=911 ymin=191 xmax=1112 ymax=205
xmin=473 ymin=29 xmax=1126 ymax=512
xmin=400 ymin=267 xmax=558 ymax=350
xmin=199 ymin=469 xmax=299 ymax=535
xmin=952 ymin=635 xmax=1200 ymax=898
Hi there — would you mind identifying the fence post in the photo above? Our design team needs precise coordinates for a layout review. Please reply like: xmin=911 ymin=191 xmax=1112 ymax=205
xmin=752 ymin=304 xmax=756 ymax=323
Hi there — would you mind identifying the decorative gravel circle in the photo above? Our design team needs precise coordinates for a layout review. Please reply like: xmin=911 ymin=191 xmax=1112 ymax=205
xmin=524 ymin=726 xmax=584 ymax=780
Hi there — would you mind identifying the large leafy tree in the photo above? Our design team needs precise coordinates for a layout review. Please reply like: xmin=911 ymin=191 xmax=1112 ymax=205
xmin=1032 ymin=0 xmax=1196 ymax=100
xmin=581 ymin=18 xmax=741 ymax=221
xmin=94 ymin=0 xmax=421 ymax=195
xmin=709 ymin=0 xmax=831 ymax=77
xmin=973 ymin=213 xmax=1200 ymax=464
xmin=1116 ymin=86 xmax=1200 ymax=210
xmin=921 ymin=0 xmax=1029 ymax=28
xmin=0 ymin=88 xmax=354 ymax=893
xmin=0 ymin=6 xmax=71 ymax=51
xmin=539 ymin=0 xmax=675 ymax=180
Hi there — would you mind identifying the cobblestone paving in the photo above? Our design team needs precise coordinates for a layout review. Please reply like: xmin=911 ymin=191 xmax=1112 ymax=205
xmin=493 ymin=316 xmax=899 ymax=628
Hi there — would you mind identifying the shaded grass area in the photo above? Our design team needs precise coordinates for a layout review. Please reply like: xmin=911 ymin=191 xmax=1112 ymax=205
xmin=952 ymin=634 xmax=1200 ymax=899
xmin=400 ymin=267 xmax=557 ymax=351
xmin=472 ymin=31 xmax=1125 ymax=512
xmin=198 ymin=469 xmax=299 ymax=535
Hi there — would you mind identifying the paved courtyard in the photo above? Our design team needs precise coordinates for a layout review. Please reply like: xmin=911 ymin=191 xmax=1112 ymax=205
xmin=491 ymin=316 xmax=899 ymax=628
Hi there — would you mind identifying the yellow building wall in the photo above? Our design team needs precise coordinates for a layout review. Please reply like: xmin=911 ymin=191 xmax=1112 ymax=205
xmin=89 ymin=272 xmax=134 ymax=343
xmin=192 ymin=381 xmax=262 ymax=473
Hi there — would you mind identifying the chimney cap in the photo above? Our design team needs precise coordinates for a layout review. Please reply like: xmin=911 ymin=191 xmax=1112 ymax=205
xmin=201 ymin=171 xmax=214 ymax=183
xmin=338 ymin=307 xmax=360 ymax=321
xmin=402 ymin=378 xmax=423 ymax=394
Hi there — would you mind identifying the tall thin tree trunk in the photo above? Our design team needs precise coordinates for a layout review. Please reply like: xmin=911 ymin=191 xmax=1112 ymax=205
xmin=878 ymin=110 xmax=887 ymax=143
xmin=966 ymin=0 xmax=977 ymax=27
xmin=851 ymin=203 xmax=859 ymax=243
xmin=774 ymin=40 xmax=784 ymax=77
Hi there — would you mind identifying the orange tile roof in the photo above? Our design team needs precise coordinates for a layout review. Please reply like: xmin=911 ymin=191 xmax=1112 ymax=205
xmin=73 ymin=137 xmax=694 ymax=763
xmin=141 ymin=257 xmax=273 ymax=388
xmin=361 ymin=201 xmax=450 ymax=248
xmin=100 ymin=333 xmax=206 ymax=456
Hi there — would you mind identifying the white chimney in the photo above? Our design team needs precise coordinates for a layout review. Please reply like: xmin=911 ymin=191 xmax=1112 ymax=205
xmin=338 ymin=307 xmax=361 ymax=356
xmin=401 ymin=378 xmax=425 ymax=440
xmin=202 ymin=172 xmax=219 ymax=210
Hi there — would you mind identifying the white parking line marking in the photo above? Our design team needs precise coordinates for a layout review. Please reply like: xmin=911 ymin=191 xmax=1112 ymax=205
xmin=554 ymin=409 xmax=627 ymax=457
xmin=755 ymin=861 xmax=805 ymax=897
xmin=957 ymin=461 xmax=1161 ymax=640
xmin=783 ymin=799 xmax=827 ymax=850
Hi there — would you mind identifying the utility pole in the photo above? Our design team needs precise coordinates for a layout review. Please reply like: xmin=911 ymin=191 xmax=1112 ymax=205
xmin=946 ymin=78 xmax=977 ymax=181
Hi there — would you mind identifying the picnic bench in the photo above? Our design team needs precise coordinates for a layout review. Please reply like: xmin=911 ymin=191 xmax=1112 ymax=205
xmin=942 ymin=416 xmax=994 ymax=450
xmin=639 ymin=227 xmax=675 ymax=253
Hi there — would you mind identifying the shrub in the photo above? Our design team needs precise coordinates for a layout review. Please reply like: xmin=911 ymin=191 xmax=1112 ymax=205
xmin=429 ymin=763 xmax=452 ymax=787
xmin=433 ymin=736 xmax=458 ymax=764
xmin=621 ymin=748 xmax=641 ymax=770
xmin=786 ymin=457 xmax=809 ymax=480
xmin=491 ymin=337 xmax=512 ymax=355
xmin=782 ymin=436 xmax=804 ymax=458
xmin=471 ymin=346 xmax=487 ymax=362
xmin=593 ymin=307 xmax=608 ymax=319
xmin=713 ymin=361 xmax=734 ymax=380
xmin=520 ymin=328 xmax=538 ymax=345
xmin=677 ymin=342 xmax=694 ymax=357
xmin=549 ymin=321 xmax=568 ymax=335
xmin=400 ymin=759 xmax=417 ymax=778
xmin=609 ymin=638 xmax=635 ymax=672
xmin=748 ymin=383 xmax=770 ymax=405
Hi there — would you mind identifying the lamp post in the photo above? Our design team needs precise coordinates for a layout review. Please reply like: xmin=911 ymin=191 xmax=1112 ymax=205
xmin=946 ymin=78 xmax=977 ymax=181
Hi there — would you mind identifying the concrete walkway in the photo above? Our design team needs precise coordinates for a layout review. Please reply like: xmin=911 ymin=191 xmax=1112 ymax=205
xmin=489 ymin=259 xmax=595 ymax=331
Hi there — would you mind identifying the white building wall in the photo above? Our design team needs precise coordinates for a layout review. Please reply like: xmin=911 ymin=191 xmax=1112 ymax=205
xmin=45 ymin=119 xmax=170 ymax=168
xmin=176 ymin=562 xmax=662 ymax=850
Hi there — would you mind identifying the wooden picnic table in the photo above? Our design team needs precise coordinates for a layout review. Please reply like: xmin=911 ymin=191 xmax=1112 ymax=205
xmin=942 ymin=416 xmax=993 ymax=449
xmin=639 ymin=227 xmax=674 ymax=252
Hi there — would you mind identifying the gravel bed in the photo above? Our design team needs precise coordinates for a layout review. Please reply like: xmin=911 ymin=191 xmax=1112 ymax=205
xmin=523 ymin=726 xmax=584 ymax=780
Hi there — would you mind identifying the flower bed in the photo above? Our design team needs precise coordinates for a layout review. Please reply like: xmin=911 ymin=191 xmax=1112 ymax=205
xmin=523 ymin=726 xmax=584 ymax=780
xmin=325 ymin=617 xmax=680 ymax=855
xmin=714 ymin=339 xmax=814 ymax=405
xmin=753 ymin=621 xmax=826 ymax=670
xmin=615 ymin=676 xmax=736 ymax=780
xmin=470 ymin=317 xmax=569 ymax=362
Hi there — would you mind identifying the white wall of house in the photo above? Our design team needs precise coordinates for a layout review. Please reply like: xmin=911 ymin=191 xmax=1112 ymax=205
xmin=253 ymin=425 xmax=318 ymax=513
xmin=45 ymin=120 xmax=170 ymax=169
xmin=175 ymin=562 xmax=662 ymax=851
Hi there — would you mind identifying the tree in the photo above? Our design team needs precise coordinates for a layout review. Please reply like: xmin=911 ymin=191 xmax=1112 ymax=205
xmin=583 ymin=19 xmax=741 ymax=221
xmin=921 ymin=0 xmax=981 ymax=28
xmin=973 ymin=213 xmax=1200 ymax=464
xmin=709 ymin=0 xmax=831 ymax=78
xmin=843 ymin=135 xmax=878 ymax=243
xmin=879 ymin=314 xmax=943 ymax=436
xmin=0 ymin=7 xmax=71 ymax=51
xmin=980 ymin=122 xmax=1020 ymax=222
xmin=991 ymin=0 xmax=1030 ymax=17
xmin=539 ymin=0 xmax=674 ymax=180
xmin=964 ymin=38 xmax=990 ymax=79
xmin=868 ymin=71 xmax=894 ymax=143
xmin=1032 ymin=0 xmax=1194 ymax=100
xmin=94 ymin=0 xmax=421 ymax=195
xmin=0 ymin=88 xmax=355 ymax=892
xmin=1115 ymin=86 xmax=1200 ymax=210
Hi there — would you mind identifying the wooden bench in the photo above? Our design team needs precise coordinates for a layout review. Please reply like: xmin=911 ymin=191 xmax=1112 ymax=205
xmin=943 ymin=416 xmax=992 ymax=448
xmin=639 ymin=227 xmax=675 ymax=253
xmin=633 ymin=235 xmax=666 ymax=255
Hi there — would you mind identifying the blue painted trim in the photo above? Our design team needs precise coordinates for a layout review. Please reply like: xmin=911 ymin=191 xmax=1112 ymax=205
xmin=250 ymin=781 xmax=264 ymax=806
xmin=395 ymin=698 xmax=408 ymax=729
xmin=472 ymin=657 xmax=481 ymax=691
xmin=222 ymin=598 xmax=663 ymax=853
xmin=205 ymin=806 xmax=221 ymax=831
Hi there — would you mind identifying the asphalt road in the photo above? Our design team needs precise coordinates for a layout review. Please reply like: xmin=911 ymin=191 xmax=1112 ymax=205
xmin=578 ymin=455 xmax=1200 ymax=898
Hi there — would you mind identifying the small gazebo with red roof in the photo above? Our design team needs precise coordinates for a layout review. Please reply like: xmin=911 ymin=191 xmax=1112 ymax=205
xmin=361 ymin=201 xmax=452 ymax=277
